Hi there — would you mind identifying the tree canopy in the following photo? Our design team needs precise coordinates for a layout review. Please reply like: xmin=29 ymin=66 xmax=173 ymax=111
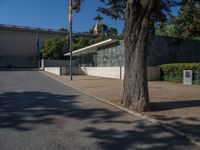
xmin=171 ymin=0 xmax=200 ymax=39
xmin=157 ymin=0 xmax=200 ymax=40
xmin=74 ymin=0 xmax=199 ymax=38
xmin=42 ymin=38 xmax=65 ymax=60
xmin=65 ymin=34 xmax=110 ymax=51
xmin=74 ymin=0 xmax=200 ymax=40
xmin=106 ymin=27 xmax=118 ymax=36
xmin=73 ymin=0 xmax=179 ymax=21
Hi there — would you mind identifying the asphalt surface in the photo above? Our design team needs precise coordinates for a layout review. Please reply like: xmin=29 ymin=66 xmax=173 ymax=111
xmin=0 ymin=70 xmax=198 ymax=150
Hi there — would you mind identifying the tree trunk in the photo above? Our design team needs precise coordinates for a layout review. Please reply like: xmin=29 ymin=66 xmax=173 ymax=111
xmin=121 ymin=0 xmax=156 ymax=112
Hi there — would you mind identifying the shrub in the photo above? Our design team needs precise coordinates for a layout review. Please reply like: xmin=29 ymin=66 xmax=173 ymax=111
xmin=42 ymin=38 xmax=64 ymax=60
xmin=160 ymin=63 xmax=200 ymax=83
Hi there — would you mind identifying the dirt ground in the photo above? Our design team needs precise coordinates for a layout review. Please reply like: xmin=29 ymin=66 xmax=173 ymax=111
xmin=42 ymin=72 xmax=200 ymax=141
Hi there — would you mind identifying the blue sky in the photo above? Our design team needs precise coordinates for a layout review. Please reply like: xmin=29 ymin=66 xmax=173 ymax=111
xmin=0 ymin=0 xmax=124 ymax=33
xmin=0 ymin=0 xmax=179 ymax=34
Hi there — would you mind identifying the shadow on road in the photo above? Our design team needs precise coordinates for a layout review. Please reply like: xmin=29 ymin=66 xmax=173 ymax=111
xmin=0 ymin=92 xmax=194 ymax=149
xmin=151 ymin=100 xmax=200 ymax=111
xmin=0 ymin=92 xmax=122 ymax=131
xmin=149 ymin=100 xmax=200 ymax=140
xmin=0 ymin=68 xmax=39 ymax=72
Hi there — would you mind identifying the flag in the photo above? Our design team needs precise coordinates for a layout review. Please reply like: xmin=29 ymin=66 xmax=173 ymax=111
xmin=69 ymin=0 xmax=73 ymax=24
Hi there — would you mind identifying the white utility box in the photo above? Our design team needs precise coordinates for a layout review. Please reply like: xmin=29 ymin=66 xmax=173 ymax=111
xmin=183 ymin=70 xmax=193 ymax=85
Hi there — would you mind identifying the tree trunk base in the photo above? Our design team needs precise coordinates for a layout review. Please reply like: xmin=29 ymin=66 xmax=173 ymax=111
xmin=121 ymin=97 xmax=150 ymax=112
xmin=121 ymin=0 xmax=156 ymax=112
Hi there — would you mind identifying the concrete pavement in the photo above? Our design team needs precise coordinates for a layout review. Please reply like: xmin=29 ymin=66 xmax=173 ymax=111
xmin=0 ymin=70 xmax=198 ymax=150
xmin=40 ymin=72 xmax=200 ymax=143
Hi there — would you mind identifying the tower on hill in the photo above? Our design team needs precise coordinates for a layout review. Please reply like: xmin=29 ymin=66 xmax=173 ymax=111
xmin=93 ymin=14 xmax=105 ymax=35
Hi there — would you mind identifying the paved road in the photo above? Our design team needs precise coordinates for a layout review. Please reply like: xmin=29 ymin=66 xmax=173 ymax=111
xmin=0 ymin=70 xmax=198 ymax=150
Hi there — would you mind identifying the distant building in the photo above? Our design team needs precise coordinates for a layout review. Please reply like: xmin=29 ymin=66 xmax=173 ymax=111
xmin=93 ymin=24 xmax=104 ymax=35
xmin=0 ymin=24 xmax=67 ymax=68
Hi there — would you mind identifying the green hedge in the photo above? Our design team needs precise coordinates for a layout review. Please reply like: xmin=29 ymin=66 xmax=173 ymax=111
xmin=160 ymin=63 xmax=200 ymax=83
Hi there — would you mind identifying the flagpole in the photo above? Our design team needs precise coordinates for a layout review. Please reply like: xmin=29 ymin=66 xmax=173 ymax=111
xmin=70 ymin=19 xmax=73 ymax=81
xmin=69 ymin=0 xmax=73 ymax=81
xmin=36 ymin=32 xmax=40 ymax=68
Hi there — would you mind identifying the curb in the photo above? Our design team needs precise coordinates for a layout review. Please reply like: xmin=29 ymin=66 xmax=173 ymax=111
xmin=40 ymin=71 xmax=200 ymax=147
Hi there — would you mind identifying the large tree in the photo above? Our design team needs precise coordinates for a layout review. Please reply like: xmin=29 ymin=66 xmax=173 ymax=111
xmin=156 ymin=0 xmax=200 ymax=40
xmin=172 ymin=0 xmax=200 ymax=39
xmin=120 ymin=0 xmax=155 ymax=111
xmin=73 ymin=0 xmax=178 ymax=112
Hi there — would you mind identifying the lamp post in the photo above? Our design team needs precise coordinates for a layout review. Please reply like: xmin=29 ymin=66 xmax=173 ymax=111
xmin=69 ymin=0 xmax=73 ymax=80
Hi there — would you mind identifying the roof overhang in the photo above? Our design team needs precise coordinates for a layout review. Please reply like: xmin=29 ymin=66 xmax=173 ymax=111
xmin=64 ymin=38 xmax=118 ymax=56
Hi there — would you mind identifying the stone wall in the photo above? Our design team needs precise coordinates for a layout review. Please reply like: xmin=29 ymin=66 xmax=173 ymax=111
xmin=97 ymin=41 xmax=124 ymax=67
xmin=97 ymin=36 xmax=200 ymax=67
xmin=147 ymin=36 xmax=200 ymax=66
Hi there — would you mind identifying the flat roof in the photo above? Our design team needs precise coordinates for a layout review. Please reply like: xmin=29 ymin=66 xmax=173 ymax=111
xmin=0 ymin=24 xmax=68 ymax=35
xmin=64 ymin=39 xmax=118 ymax=56
xmin=0 ymin=24 xmax=96 ymax=37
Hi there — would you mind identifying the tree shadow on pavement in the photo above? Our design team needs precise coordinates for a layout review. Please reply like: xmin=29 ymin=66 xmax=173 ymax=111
xmin=151 ymin=99 xmax=200 ymax=111
xmin=149 ymin=100 xmax=200 ymax=141
xmin=0 ymin=68 xmax=38 ymax=72
xmin=149 ymin=114 xmax=200 ymax=142
xmin=0 ymin=92 xmax=196 ymax=150
xmin=0 ymin=92 xmax=123 ymax=131
xmin=82 ymin=122 xmax=194 ymax=150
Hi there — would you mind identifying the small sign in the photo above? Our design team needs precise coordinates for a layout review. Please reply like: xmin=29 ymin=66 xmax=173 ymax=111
xmin=183 ymin=70 xmax=193 ymax=85
xmin=185 ymin=71 xmax=191 ymax=78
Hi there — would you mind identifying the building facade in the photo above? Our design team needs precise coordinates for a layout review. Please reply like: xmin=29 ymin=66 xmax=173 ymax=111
xmin=93 ymin=24 xmax=105 ymax=35
xmin=0 ymin=24 xmax=67 ymax=68
xmin=67 ymin=36 xmax=200 ymax=67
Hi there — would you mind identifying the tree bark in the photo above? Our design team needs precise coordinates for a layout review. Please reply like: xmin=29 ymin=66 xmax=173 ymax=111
xmin=121 ymin=0 xmax=156 ymax=112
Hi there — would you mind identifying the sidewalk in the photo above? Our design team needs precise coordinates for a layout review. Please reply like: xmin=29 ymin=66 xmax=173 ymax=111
xmin=41 ymin=71 xmax=200 ymax=144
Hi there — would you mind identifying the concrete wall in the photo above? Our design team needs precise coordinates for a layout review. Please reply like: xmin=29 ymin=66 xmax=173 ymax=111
xmin=80 ymin=67 xmax=160 ymax=81
xmin=41 ymin=59 xmax=71 ymax=68
xmin=44 ymin=67 xmax=61 ymax=75
xmin=41 ymin=59 xmax=80 ymax=76
xmin=0 ymin=28 xmax=66 ymax=68
xmin=44 ymin=66 xmax=160 ymax=81
xmin=97 ymin=36 xmax=200 ymax=67
xmin=81 ymin=67 xmax=123 ymax=79
xmin=43 ymin=67 xmax=85 ymax=76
